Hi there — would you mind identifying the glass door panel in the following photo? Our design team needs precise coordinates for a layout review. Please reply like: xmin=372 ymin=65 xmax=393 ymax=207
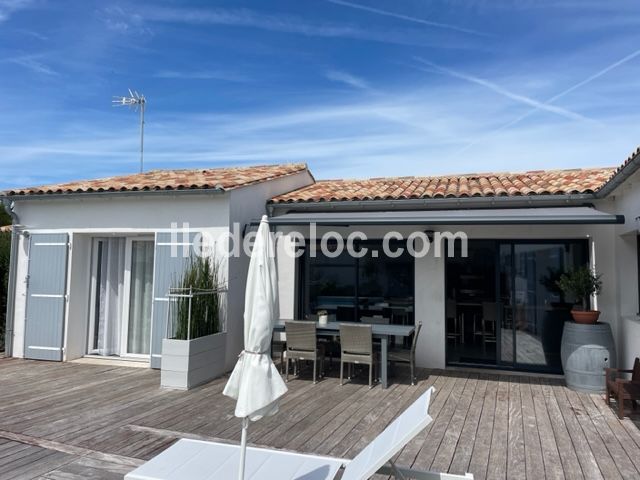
xmin=126 ymin=240 xmax=154 ymax=355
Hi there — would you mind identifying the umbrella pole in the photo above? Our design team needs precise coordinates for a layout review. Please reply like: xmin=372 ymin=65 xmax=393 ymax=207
xmin=238 ymin=417 xmax=249 ymax=480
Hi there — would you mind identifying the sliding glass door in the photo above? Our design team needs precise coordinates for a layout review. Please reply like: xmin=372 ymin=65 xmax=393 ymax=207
xmin=125 ymin=240 xmax=154 ymax=355
xmin=500 ymin=242 xmax=587 ymax=371
xmin=88 ymin=237 xmax=154 ymax=358
xmin=447 ymin=239 xmax=588 ymax=373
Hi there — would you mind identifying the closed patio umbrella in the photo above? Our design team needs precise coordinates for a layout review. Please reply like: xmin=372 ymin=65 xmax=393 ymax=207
xmin=223 ymin=215 xmax=287 ymax=480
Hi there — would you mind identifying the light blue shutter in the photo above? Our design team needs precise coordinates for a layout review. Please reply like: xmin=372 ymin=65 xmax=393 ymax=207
xmin=24 ymin=233 xmax=69 ymax=361
xmin=150 ymin=232 xmax=197 ymax=368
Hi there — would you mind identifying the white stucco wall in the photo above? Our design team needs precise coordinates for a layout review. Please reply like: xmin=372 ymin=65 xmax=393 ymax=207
xmin=599 ymin=168 xmax=640 ymax=368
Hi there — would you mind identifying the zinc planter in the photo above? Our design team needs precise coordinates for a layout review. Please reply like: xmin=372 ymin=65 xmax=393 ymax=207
xmin=161 ymin=332 xmax=227 ymax=390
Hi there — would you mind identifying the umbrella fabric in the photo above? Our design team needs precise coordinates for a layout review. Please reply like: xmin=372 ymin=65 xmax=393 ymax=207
xmin=223 ymin=215 xmax=287 ymax=421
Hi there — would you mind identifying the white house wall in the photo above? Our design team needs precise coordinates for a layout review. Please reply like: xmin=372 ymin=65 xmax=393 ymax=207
xmin=602 ymin=168 xmax=640 ymax=368
xmin=10 ymin=193 xmax=232 ymax=361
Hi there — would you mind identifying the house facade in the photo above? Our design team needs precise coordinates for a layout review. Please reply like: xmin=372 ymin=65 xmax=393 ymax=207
xmin=270 ymin=150 xmax=640 ymax=374
xmin=2 ymin=149 xmax=639 ymax=376
xmin=1 ymin=164 xmax=314 ymax=370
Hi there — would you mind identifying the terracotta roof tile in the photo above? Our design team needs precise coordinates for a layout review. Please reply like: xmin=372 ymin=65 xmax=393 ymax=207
xmin=270 ymin=167 xmax=616 ymax=204
xmin=5 ymin=163 xmax=308 ymax=196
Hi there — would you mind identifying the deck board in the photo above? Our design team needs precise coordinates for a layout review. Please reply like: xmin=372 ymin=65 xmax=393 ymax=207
xmin=0 ymin=357 xmax=639 ymax=479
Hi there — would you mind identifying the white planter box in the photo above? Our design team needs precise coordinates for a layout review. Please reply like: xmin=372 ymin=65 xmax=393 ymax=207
xmin=161 ymin=332 xmax=227 ymax=390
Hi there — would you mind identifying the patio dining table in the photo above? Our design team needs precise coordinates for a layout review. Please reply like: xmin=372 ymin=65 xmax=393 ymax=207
xmin=273 ymin=321 xmax=415 ymax=389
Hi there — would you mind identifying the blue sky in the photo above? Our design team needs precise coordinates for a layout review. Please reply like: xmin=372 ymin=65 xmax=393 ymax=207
xmin=1 ymin=0 xmax=640 ymax=189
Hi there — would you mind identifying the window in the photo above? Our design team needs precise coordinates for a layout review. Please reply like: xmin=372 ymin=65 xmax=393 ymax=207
xmin=299 ymin=240 xmax=414 ymax=325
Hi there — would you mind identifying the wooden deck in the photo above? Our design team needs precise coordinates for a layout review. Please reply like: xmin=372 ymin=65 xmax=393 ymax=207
xmin=0 ymin=357 xmax=639 ymax=479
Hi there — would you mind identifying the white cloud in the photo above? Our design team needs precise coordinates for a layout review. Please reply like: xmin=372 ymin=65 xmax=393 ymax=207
xmin=154 ymin=70 xmax=249 ymax=83
xmin=326 ymin=0 xmax=487 ymax=37
xmin=415 ymin=58 xmax=593 ymax=123
xmin=8 ymin=55 xmax=57 ymax=75
xmin=138 ymin=6 xmax=481 ymax=49
xmin=0 ymin=0 xmax=34 ymax=23
xmin=325 ymin=70 xmax=371 ymax=91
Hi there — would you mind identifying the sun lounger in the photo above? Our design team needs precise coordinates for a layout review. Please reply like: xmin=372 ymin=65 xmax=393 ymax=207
xmin=125 ymin=387 xmax=473 ymax=480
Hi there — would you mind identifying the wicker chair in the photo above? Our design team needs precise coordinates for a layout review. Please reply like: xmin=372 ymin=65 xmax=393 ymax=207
xmin=606 ymin=357 xmax=640 ymax=419
xmin=284 ymin=321 xmax=325 ymax=384
xmin=387 ymin=322 xmax=422 ymax=385
xmin=339 ymin=323 xmax=378 ymax=388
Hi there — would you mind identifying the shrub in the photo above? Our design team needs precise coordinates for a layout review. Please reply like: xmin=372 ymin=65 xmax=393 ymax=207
xmin=171 ymin=255 xmax=225 ymax=340
xmin=556 ymin=266 xmax=602 ymax=311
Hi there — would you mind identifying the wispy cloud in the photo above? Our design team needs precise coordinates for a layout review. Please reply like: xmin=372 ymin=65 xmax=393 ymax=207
xmin=154 ymin=70 xmax=250 ymax=82
xmin=102 ymin=5 xmax=152 ymax=36
xmin=325 ymin=69 xmax=371 ymax=91
xmin=326 ymin=0 xmax=487 ymax=37
xmin=138 ymin=6 xmax=481 ymax=49
xmin=452 ymin=48 xmax=640 ymax=155
xmin=415 ymin=58 xmax=592 ymax=122
xmin=0 ymin=0 xmax=34 ymax=23
xmin=7 ymin=55 xmax=57 ymax=76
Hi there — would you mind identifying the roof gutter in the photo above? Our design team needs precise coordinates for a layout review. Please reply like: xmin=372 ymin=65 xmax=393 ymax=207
xmin=1 ymin=199 xmax=19 ymax=357
xmin=1 ymin=186 xmax=227 ymax=202
xmin=595 ymin=149 xmax=640 ymax=198
xmin=268 ymin=192 xmax=596 ymax=216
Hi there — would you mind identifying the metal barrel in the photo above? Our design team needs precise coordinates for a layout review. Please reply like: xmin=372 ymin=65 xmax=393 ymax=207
xmin=561 ymin=322 xmax=616 ymax=393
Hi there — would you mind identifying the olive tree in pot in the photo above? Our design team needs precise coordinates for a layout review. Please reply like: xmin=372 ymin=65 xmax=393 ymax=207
xmin=556 ymin=266 xmax=603 ymax=324
xmin=161 ymin=255 xmax=227 ymax=390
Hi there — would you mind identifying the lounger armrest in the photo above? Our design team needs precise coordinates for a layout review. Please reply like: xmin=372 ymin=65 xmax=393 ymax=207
xmin=376 ymin=464 xmax=474 ymax=479
xmin=615 ymin=378 xmax=631 ymax=385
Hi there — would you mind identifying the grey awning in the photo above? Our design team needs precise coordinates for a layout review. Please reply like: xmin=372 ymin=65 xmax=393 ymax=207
xmin=269 ymin=207 xmax=624 ymax=226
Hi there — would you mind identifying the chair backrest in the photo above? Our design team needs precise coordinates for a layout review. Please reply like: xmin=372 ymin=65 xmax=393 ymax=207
xmin=633 ymin=357 xmax=640 ymax=382
xmin=341 ymin=387 xmax=435 ymax=480
xmin=411 ymin=322 xmax=422 ymax=355
xmin=360 ymin=316 xmax=390 ymax=325
xmin=285 ymin=321 xmax=316 ymax=351
xmin=339 ymin=323 xmax=373 ymax=355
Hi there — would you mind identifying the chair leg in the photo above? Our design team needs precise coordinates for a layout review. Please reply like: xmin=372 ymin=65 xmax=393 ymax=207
xmin=410 ymin=359 xmax=415 ymax=386
xmin=618 ymin=391 xmax=625 ymax=419
xmin=606 ymin=386 xmax=611 ymax=406
xmin=369 ymin=363 xmax=373 ymax=389
xmin=313 ymin=358 xmax=317 ymax=384
xmin=285 ymin=357 xmax=289 ymax=382
xmin=340 ymin=360 xmax=344 ymax=386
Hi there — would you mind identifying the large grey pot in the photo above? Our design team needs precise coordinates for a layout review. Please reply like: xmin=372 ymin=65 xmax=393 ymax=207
xmin=561 ymin=322 xmax=616 ymax=393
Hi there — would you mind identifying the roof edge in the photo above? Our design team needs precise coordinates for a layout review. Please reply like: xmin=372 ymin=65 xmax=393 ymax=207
xmin=595 ymin=147 xmax=640 ymax=198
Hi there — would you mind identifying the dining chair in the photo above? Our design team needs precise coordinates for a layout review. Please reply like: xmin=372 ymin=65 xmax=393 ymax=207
xmin=339 ymin=323 xmax=378 ymax=388
xmin=271 ymin=329 xmax=287 ymax=374
xmin=284 ymin=320 xmax=325 ymax=384
xmin=387 ymin=322 xmax=422 ymax=385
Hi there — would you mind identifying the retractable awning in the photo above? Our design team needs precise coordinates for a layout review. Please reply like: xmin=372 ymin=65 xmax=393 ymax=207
xmin=269 ymin=207 xmax=624 ymax=226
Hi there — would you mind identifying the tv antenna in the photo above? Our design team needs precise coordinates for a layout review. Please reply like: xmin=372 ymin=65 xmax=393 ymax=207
xmin=112 ymin=89 xmax=146 ymax=173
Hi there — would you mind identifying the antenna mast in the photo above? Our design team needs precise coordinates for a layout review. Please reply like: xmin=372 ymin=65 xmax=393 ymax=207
xmin=113 ymin=89 xmax=146 ymax=173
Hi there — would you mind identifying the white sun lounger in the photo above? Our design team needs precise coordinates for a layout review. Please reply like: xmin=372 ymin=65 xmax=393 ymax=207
xmin=125 ymin=387 xmax=473 ymax=480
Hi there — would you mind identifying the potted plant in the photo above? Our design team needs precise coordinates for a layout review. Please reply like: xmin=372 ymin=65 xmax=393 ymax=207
xmin=317 ymin=310 xmax=328 ymax=325
xmin=556 ymin=266 xmax=603 ymax=324
xmin=161 ymin=255 xmax=227 ymax=390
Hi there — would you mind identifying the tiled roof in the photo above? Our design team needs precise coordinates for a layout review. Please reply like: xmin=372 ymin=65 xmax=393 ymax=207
xmin=270 ymin=167 xmax=616 ymax=203
xmin=5 ymin=163 xmax=308 ymax=196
